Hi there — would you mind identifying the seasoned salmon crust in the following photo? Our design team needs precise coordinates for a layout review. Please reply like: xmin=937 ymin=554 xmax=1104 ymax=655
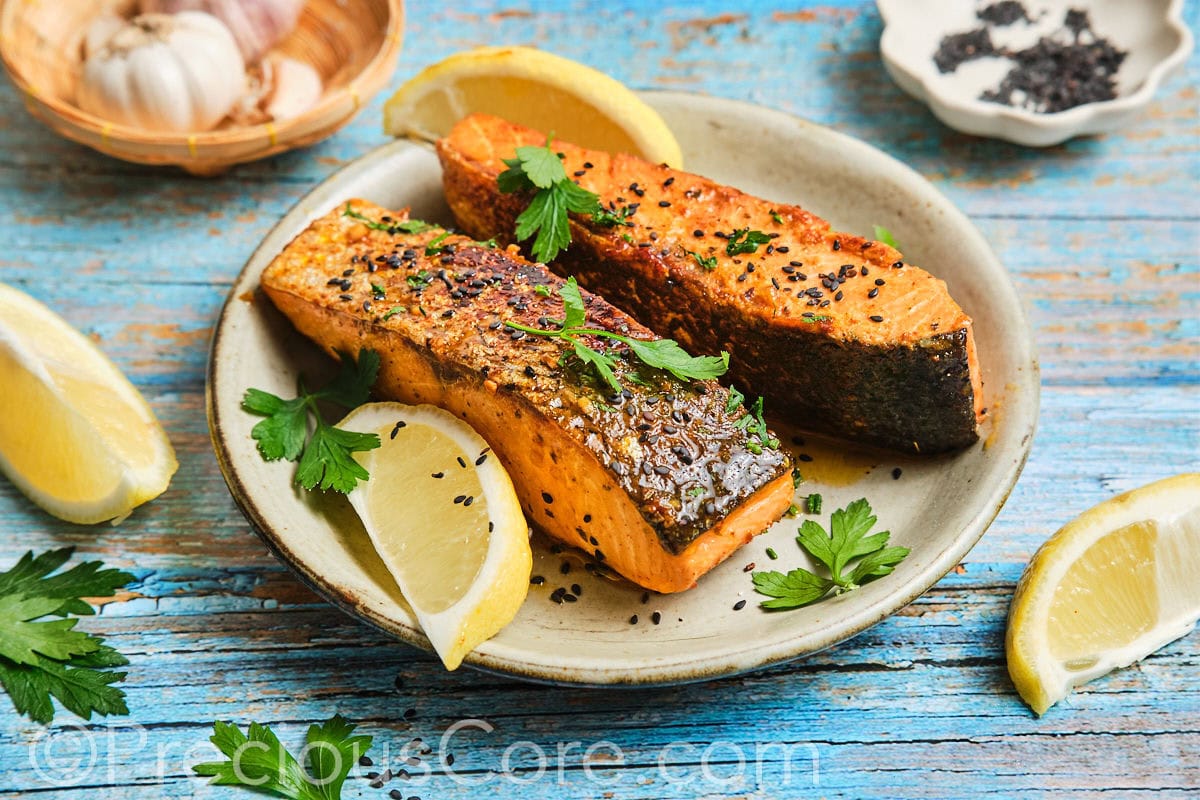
xmin=259 ymin=200 xmax=794 ymax=593
xmin=437 ymin=114 xmax=985 ymax=454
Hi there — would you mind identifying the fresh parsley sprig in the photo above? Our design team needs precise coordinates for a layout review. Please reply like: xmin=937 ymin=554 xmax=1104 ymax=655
xmin=194 ymin=716 xmax=372 ymax=800
xmin=0 ymin=548 xmax=134 ymax=723
xmin=752 ymin=499 xmax=909 ymax=610
xmin=498 ymin=140 xmax=638 ymax=262
xmin=242 ymin=350 xmax=382 ymax=493
xmin=506 ymin=277 xmax=729 ymax=394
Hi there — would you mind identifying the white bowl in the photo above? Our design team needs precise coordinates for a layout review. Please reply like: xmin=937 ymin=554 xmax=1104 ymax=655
xmin=878 ymin=0 xmax=1193 ymax=146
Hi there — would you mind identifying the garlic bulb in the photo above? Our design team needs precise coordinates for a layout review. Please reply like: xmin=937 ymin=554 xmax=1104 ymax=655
xmin=137 ymin=0 xmax=303 ymax=63
xmin=78 ymin=13 xmax=246 ymax=133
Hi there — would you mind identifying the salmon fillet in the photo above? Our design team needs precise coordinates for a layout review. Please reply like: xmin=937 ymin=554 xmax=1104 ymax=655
xmin=259 ymin=200 xmax=794 ymax=593
xmin=437 ymin=114 xmax=985 ymax=454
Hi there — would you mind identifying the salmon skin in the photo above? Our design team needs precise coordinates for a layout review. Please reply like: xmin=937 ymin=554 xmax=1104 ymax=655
xmin=437 ymin=114 xmax=985 ymax=455
xmin=259 ymin=200 xmax=794 ymax=593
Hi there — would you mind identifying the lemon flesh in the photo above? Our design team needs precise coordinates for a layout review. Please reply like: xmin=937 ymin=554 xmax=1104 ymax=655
xmin=383 ymin=45 xmax=683 ymax=168
xmin=0 ymin=283 xmax=176 ymax=524
xmin=342 ymin=402 xmax=531 ymax=670
xmin=1007 ymin=474 xmax=1200 ymax=714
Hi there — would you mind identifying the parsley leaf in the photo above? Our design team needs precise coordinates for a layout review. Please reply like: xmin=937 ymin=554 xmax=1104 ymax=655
xmin=506 ymin=278 xmax=729 ymax=393
xmin=770 ymin=210 xmax=784 ymax=225
xmin=406 ymin=270 xmax=432 ymax=291
xmin=686 ymin=250 xmax=718 ymax=270
xmin=242 ymin=350 xmax=382 ymax=493
xmin=752 ymin=498 xmax=909 ymax=610
xmin=725 ymin=228 xmax=772 ymax=256
xmin=873 ymin=224 xmax=899 ymax=249
xmin=193 ymin=716 xmax=373 ymax=800
xmin=0 ymin=548 xmax=134 ymax=723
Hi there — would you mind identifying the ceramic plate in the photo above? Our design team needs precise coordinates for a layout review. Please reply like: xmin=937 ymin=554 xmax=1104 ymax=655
xmin=207 ymin=92 xmax=1039 ymax=685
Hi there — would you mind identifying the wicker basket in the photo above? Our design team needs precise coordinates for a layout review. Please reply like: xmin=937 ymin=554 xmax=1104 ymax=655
xmin=0 ymin=0 xmax=404 ymax=175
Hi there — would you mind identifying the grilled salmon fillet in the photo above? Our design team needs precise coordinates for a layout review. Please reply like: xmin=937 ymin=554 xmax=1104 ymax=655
xmin=437 ymin=114 xmax=985 ymax=454
xmin=259 ymin=200 xmax=794 ymax=593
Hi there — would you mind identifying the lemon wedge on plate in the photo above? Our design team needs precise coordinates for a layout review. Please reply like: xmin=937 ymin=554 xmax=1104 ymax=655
xmin=383 ymin=45 xmax=683 ymax=167
xmin=0 ymin=282 xmax=176 ymax=524
xmin=1007 ymin=474 xmax=1200 ymax=715
xmin=341 ymin=402 xmax=531 ymax=670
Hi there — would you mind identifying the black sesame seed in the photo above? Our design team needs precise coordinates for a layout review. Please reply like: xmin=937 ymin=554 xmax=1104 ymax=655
xmin=629 ymin=614 xmax=639 ymax=624
xmin=870 ymin=315 xmax=885 ymax=322
xmin=743 ymin=562 xmax=756 ymax=572
xmin=475 ymin=453 xmax=488 ymax=465
xmin=571 ymin=583 xmax=582 ymax=595
xmin=562 ymin=593 xmax=577 ymax=603
xmin=457 ymin=456 xmax=467 ymax=468
xmin=390 ymin=421 xmax=406 ymax=439
xmin=733 ymin=599 xmax=747 ymax=611
xmin=798 ymin=453 xmax=813 ymax=462
xmin=651 ymin=611 xmax=662 ymax=625
xmin=560 ymin=561 xmax=571 ymax=575
xmin=431 ymin=471 xmax=443 ymax=479
xmin=693 ymin=229 xmax=704 ymax=237
xmin=868 ymin=287 xmax=879 ymax=298
xmin=893 ymin=467 xmax=903 ymax=480
xmin=583 ymin=513 xmax=592 ymax=523
xmin=463 ymin=496 xmax=474 ymax=506
xmin=658 ymin=200 xmax=671 ymax=207
xmin=893 ymin=261 xmax=904 ymax=269
xmin=832 ymin=239 xmax=841 ymax=251
xmin=453 ymin=495 xmax=465 ymax=504
xmin=530 ymin=575 xmax=545 ymax=585
xmin=641 ymin=592 xmax=650 ymax=604
xmin=834 ymin=291 xmax=844 ymax=301
xmin=360 ymin=756 xmax=374 ymax=767
xmin=542 ymin=491 xmax=554 ymax=504
xmin=875 ymin=278 xmax=886 ymax=286
xmin=403 ymin=708 xmax=417 ymax=720
xmin=339 ymin=293 xmax=352 ymax=301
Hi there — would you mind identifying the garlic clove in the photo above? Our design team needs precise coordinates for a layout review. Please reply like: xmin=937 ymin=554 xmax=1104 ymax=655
xmin=263 ymin=55 xmax=323 ymax=121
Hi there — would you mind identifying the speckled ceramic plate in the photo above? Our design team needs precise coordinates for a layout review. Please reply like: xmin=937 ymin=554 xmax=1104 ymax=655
xmin=207 ymin=92 xmax=1039 ymax=685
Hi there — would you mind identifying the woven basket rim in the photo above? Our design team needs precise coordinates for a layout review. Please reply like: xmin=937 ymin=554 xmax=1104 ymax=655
xmin=0 ymin=0 xmax=404 ymax=147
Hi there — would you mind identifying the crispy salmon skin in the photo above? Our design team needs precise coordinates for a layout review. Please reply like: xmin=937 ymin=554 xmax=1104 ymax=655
xmin=259 ymin=200 xmax=794 ymax=593
xmin=437 ymin=114 xmax=985 ymax=454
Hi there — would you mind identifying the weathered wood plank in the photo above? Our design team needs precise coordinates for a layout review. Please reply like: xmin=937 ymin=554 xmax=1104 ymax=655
xmin=0 ymin=0 xmax=1196 ymax=797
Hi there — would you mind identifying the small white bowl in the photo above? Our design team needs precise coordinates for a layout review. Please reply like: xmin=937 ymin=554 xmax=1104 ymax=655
xmin=877 ymin=0 xmax=1193 ymax=146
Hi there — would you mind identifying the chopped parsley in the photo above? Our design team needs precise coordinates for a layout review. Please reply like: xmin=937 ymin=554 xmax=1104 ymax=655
xmin=686 ymin=250 xmax=718 ymax=270
xmin=341 ymin=203 xmax=433 ymax=235
xmin=725 ymin=228 xmax=772 ymax=256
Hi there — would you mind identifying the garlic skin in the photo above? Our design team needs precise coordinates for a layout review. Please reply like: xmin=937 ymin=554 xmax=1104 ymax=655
xmin=78 ymin=12 xmax=246 ymax=133
xmin=137 ymin=0 xmax=303 ymax=63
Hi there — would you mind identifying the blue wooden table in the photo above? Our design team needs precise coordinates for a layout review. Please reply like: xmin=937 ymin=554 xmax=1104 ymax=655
xmin=2 ymin=2 xmax=1197 ymax=797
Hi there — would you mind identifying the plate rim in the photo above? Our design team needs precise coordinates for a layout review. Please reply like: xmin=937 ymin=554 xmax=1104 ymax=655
xmin=206 ymin=89 xmax=1040 ymax=686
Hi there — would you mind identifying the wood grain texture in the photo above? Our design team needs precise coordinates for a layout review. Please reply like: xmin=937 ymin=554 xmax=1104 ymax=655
xmin=0 ymin=1 xmax=1197 ymax=798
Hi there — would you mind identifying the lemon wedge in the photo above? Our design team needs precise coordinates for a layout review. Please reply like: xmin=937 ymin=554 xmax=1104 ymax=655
xmin=0 ymin=282 xmax=177 ymax=524
xmin=1007 ymin=474 xmax=1200 ymax=715
xmin=383 ymin=45 xmax=683 ymax=167
xmin=341 ymin=402 xmax=531 ymax=670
